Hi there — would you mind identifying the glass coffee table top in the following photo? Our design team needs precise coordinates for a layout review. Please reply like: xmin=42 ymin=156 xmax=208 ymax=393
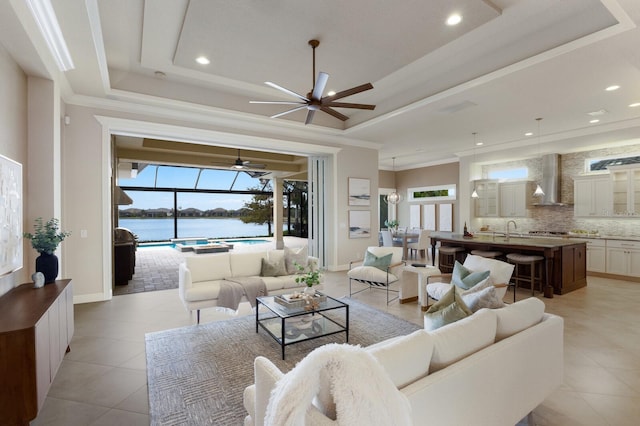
xmin=256 ymin=292 xmax=349 ymax=359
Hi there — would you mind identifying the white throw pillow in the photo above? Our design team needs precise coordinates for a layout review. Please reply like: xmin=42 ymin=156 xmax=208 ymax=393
xmin=461 ymin=286 xmax=506 ymax=312
xmin=229 ymin=251 xmax=266 ymax=277
xmin=428 ymin=308 xmax=497 ymax=373
xmin=494 ymin=297 xmax=545 ymax=341
xmin=186 ymin=253 xmax=231 ymax=282
xmin=285 ymin=246 xmax=308 ymax=274
xmin=367 ymin=330 xmax=434 ymax=388
xmin=425 ymin=282 xmax=453 ymax=301
xmin=347 ymin=266 xmax=399 ymax=284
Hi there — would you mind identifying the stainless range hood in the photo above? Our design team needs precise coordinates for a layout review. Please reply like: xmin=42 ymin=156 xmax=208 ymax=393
xmin=533 ymin=154 xmax=569 ymax=206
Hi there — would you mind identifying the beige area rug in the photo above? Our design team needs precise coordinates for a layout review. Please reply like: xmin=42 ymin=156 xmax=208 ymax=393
xmin=145 ymin=299 xmax=422 ymax=425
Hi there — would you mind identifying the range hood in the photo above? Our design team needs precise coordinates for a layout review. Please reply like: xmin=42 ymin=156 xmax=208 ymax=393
xmin=533 ymin=154 xmax=569 ymax=206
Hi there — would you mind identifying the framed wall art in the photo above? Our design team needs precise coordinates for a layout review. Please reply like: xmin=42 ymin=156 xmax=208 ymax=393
xmin=0 ymin=154 xmax=23 ymax=276
xmin=349 ymin=210 xmax=370 ymax=239
xmin=348 ymin=178 xmax=371 ymax=206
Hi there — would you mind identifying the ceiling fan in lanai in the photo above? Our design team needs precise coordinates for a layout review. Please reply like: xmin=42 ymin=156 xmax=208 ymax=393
xmin=250 ymin=39 xmax=376 ymax=125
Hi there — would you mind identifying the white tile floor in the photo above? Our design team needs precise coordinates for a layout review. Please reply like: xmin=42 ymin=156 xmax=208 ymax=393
xmin=31 ymin=270 xmax=640 ymax=425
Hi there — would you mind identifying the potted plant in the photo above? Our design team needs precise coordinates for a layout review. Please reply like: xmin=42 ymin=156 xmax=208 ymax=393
xmin=294 ymin=262 xmax=321 ymax=295
xmin=384 ymin=219 xmax=399 ymax=234
xmin=24 ymin=217 xmax=71 ymax=283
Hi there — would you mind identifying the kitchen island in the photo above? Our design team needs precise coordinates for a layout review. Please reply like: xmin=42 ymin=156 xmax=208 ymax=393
xmin=430 ymin=232 xmax=587 ymax=295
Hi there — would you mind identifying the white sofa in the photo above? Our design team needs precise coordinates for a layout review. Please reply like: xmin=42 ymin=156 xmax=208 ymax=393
xmin=178 ymin=248 xmax=318 ymax=323
xmin=243 ymin=297 xmax=563 ymax=426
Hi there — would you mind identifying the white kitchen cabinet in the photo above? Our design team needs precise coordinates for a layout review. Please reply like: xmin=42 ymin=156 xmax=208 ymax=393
xmin=499 ymin=181 xmax=531 ymax=217
xmin=584 ymin=238 xmax=606 ymax=272
xmin=606 ymin=240 xmax=640 ymax=277
xmin=608 ymin=165 xmax=640 ymax=216
xmin=573 ymin=175 xmax=611 ymax=217
xmin=473 ymin=179 xmax=499 ymax=217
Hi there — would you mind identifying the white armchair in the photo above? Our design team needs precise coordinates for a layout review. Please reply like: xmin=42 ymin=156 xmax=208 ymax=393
xmin=425 ymin=254 xmax=515 ymax=306
xmin=347 ymin=246 xmax=405 ymax=304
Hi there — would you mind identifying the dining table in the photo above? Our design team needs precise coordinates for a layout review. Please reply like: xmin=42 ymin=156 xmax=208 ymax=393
xmin=392 ymin=231 xmax=420 ymax=260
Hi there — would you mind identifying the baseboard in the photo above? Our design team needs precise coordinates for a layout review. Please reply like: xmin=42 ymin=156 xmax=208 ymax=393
xmin=74 ymin=292 xmax=111 ymax=304
xmin=587 ymin=271 xmax=640 ymax=283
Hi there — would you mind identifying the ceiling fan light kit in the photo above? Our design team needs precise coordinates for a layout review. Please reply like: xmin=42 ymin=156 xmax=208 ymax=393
xmin=250 ymin=39 xmax=376 ymax=125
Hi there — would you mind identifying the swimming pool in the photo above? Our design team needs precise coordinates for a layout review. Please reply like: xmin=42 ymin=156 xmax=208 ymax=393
xmin=138 ymin=238 xmax=271 ymax=249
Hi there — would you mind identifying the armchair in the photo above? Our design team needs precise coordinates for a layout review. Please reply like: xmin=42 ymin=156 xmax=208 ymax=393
xmin=347 ymin=246 xmax=405 ymax=304
xmin=425 ymin=254 xmax=515 ymax=307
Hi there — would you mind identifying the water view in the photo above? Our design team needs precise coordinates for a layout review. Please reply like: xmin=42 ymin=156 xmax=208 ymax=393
xmin=119 ymin=218 xmax=269 ymax=242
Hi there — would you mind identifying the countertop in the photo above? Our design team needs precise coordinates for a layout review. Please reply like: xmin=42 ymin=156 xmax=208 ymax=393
xmin=472 ymin=231 xmax=640 ymax=242
xmin=430 ymin=232 xmax=587 ymax=248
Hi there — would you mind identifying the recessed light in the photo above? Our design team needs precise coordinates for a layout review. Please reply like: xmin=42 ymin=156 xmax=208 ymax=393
xmin=586 ymin=109 xmax=607 ymax=116
xmin=605 ymin=85 xmax=620 ymax=91
xmin=630 ymin=102 xmax=640 ymax=108
xmin=589 ymin=119 xmax=600 ymax=124
xmin=475 ymin=142 xmax=483 ymax=146
xmin=446 ymin=14 xmax=462 ymax=26
xmin=327 ymin=90 xmax=336 ymax=97
xmin=195 ymin=56 xmax=210 ymax=65
xmin=525 ymin=132 xmax=533 ymax=136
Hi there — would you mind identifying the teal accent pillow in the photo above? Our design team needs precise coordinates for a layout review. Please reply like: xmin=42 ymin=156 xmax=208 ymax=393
xmin=363 ymin=250 xmax=393 ymax=271
xmin=424 ymin=285 xmax=472 ymax=331
xmin=451 ymin=261 xmax=490 ymax=290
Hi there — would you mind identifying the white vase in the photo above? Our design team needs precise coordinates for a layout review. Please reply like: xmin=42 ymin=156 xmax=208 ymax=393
xmin=303 ymin=286 xmax=316 ymax=296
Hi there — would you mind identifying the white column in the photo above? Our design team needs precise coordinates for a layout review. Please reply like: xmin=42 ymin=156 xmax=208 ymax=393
xmin=272 ymin=177 xmax=284 ymax=249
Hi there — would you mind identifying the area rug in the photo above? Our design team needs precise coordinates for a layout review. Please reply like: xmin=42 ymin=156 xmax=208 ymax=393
xmin=145 ymin=299 xmax=421 ymax=425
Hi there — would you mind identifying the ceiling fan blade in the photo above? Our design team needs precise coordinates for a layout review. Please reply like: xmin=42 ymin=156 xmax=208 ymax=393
xmin=250 ymin=101 xmax=305 ymax=105
xmin=305 ymin=110 xmax=316 ymax=125
xmin=311 ymin=72 xmax=329 ymax=100
xmin=320 ymin=106 xmax=349 ymax=121
xmin=271 ymin=105 xmax=309 ymax=119
xmin=265 ymin=81 xmax=309 ymax=102
xmin=323 ymin=102 xmax=376 ymax=110
xmin=246 ymin=163 xmax=266 ymax=169
xmin=323 ymin=83 xmax=373 ymax=102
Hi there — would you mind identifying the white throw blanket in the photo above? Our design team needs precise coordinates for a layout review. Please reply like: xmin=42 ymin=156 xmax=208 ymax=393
xmin=265 ymin=343 xmax=412 ymax=426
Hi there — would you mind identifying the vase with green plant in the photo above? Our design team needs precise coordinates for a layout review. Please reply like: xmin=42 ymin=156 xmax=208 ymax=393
xmin=24 ymin=217 xmax=71 ymax=284
xmin=384 ymin=219 xmax=399 ymax=234
xmin=294 ymin=262 xmax=321 ymax=295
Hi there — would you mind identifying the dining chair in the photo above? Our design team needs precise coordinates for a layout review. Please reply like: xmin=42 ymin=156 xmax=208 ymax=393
xmin=380 ymin=230 xmax=395 ymax=247
xmin=407 ymin=229 xmax=431 ymax=260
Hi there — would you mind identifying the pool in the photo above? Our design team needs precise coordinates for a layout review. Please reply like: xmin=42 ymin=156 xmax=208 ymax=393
xmin=138 ymin=238 xmax=271 ymax=249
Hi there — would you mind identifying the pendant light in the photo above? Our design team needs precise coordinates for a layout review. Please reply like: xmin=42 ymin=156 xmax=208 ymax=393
xmin=385 ymin=157 xmax=403 ymax=204
xmin=471 ymin=132 xmax=479 ymax=199
xmin=533 ymin=118 xmax=545 ymax=197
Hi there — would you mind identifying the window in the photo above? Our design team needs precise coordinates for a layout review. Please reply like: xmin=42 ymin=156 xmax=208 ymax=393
xmin=587 ymin=155 xmax=640 ymax=172
xmin=488 ymin=167 xmax=528 ymax=180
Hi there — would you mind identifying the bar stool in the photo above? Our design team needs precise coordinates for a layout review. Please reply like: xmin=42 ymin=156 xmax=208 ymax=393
xmin=438 ymin=246 xmax=466 ymax=273
xmin=470 ymin=250 xmax=502 ymax=259
xmin=506 ymin=253 xmax=545 ymax=299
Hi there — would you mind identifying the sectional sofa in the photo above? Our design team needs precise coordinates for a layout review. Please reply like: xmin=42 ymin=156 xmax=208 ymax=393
xmin=243 ymin=297 xmax=563 ymax=425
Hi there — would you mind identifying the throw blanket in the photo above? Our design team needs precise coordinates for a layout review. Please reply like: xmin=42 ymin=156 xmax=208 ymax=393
xmin=218 ymin=276 xmax=267 ymax=310
xmin=265 ymin=343 xmax=412 ymax=426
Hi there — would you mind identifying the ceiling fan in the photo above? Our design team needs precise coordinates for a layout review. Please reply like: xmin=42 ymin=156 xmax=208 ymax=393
xmin=250 ymin=39 xmax=376 ymax=125
xmin=211 ymin=149 xmax=266 ymax=170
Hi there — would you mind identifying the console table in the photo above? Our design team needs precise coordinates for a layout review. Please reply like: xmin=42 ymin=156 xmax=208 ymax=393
xmin=0 ymin=279 xmax=73 ymax=425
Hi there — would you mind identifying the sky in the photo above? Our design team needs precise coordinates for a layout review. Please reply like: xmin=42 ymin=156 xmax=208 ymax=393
xmin=118 ymin=165 xmax=264 ymax=210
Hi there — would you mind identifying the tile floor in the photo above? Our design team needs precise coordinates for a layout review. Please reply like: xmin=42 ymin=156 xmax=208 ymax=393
xmin=31 ymin=256 xmax=640 ymax=425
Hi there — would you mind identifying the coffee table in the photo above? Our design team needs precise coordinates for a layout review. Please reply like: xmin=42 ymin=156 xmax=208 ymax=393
xmin=256 ymin=293 xmax=349 ymax=359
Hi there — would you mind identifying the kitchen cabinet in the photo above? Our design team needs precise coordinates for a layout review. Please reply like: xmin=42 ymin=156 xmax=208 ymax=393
xmin=0 ymin=280 xmax=74 ymax=424
xmin=473 ymin=179 xmax=499 ymax=217
xmin=573 ymin=175 xmax=612 ymax=217
xmin=609 ymin=165 xmax=640 ymax=216
xmin=499 ymin=181 xmax=531 ymax=217
xmin=606 ymin=240 xmax=640 ymax=277
xmin=584 ymin=238 xmax=606 ymax=273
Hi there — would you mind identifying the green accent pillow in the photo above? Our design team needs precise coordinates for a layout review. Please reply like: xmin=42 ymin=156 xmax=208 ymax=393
xmin=451 ymin=261 xmax=490 ymax=290
xmin=260 ymin=257 xmax=287 ymax=277
xmin=363 ymin=251 xmax=393 ymax=271
xmin=424 ymin=285 xmax=472 ymax=331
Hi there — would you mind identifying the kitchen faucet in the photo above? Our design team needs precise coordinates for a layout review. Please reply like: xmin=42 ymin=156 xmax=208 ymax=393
xmin=506 ymin=220 xmax=517 ymax=241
